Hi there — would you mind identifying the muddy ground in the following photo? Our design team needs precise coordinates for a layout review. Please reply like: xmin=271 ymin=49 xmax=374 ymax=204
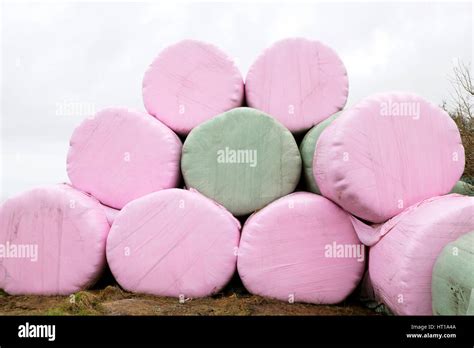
xmin=0 ymin=272 xmax=380 ymax=316
xmin=0 ymin=286 xmax=378 ymax=316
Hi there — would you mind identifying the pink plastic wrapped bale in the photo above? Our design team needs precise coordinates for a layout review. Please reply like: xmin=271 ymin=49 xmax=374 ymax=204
xmin=367 ymin=194 xmax=474 ymax=315
xmin=143 ymin=40 xmax=244 ymax=135
xmin=67 ymin=107 xmax=182 ymax=210
xmin=315 ymin=92 xmax=465 ymax=223
xmin=106 ymin=189 xmax=240 ymax=298
xmin=245 ymin=38 xmax=348 ymax=133
xmin=237 ymin=192 xmax=365 ymax=304
xmin=0 ymin=185 xmax=110 ymax=295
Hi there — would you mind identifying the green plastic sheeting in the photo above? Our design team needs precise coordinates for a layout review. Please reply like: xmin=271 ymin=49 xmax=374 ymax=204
xmin=450 ymin=180 xmax=474 ymax=196
xmin=181 ymin=107 xmax=301 ymax=216
xmin=432 ymin=231 xmax=474 ymax=315
xmin=299 ymin=112 xmax=340 ymax=193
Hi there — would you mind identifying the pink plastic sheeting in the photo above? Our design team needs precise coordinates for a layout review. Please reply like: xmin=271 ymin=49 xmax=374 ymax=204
xmin=106 ymin=189 xmax=241 ymax=298
xmin=67 ymin=107 xmax=182 ymax=210
xmin=314 ymin=92 xmax=465 ymax=223
xmin=101 ymin=205 xmax=119 ymax=226
xmin=143 ymin=40 xmax=244 ymax=135
xmin=237 ymin=192 xmax=365 ymax=304
xmin=368 ymin=194 xmax=474 ymax=315
xmin=0 ymin=185 xmax=110 ymax=295
xmin=245 ymin=38 xmax=348 ymax=133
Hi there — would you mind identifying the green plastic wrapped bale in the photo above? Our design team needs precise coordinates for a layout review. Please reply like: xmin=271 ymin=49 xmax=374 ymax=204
xmin=450 ymin=180 xmax=474 ymax=196
xmin=432 ymin=231 xmax=474 ymax=315
xmin=299 ymin=112 xmax=340 ymax=193
xmin=181 ymin=107 xmax=301 ymax=216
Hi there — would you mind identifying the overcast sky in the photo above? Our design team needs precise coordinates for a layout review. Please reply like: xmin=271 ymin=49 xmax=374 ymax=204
xmin=0 ymin=0 xmax=472 ymax=202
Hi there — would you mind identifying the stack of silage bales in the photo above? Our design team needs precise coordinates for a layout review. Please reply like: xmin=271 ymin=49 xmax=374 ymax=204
xmin=1 ymin=39 xmax=245 ymax=297
xmin=299 ymin=89 xmax=471 ymax=315
xmin=0 ymin=38 xmax=472 ymax=316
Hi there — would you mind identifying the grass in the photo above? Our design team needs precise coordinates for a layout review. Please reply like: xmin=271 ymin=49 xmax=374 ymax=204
xmin=0 ymin=285 xmax=380 ymax=316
